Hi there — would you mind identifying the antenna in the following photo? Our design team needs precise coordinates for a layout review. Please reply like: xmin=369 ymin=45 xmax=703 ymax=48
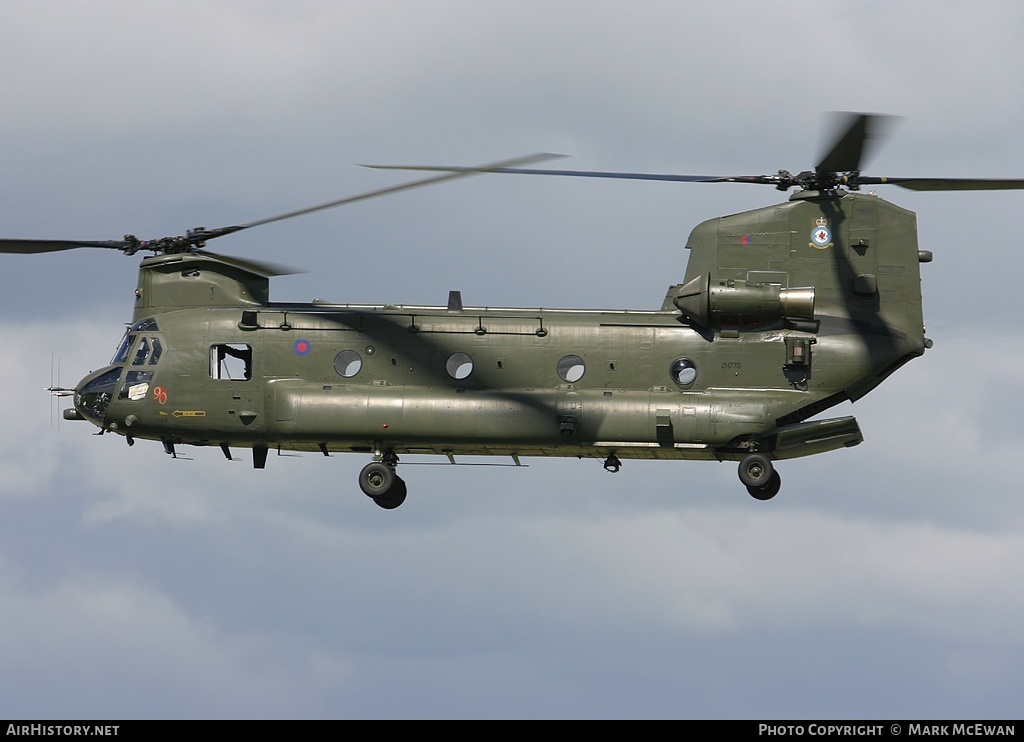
xmin=47 ymin=352 xmax=75 ymax=430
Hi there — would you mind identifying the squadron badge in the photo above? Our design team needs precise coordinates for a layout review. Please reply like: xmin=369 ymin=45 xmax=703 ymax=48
xmin=809 ymin=217 xmax=833 ymax=249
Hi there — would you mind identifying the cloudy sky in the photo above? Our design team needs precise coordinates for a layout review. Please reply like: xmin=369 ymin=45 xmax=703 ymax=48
xmin=1 ymin=1 xmax=1023 ymax=720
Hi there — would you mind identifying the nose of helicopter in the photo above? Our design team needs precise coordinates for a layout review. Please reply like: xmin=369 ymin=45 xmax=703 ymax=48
xmin=68 ymin=365 xmax=122 ymax=427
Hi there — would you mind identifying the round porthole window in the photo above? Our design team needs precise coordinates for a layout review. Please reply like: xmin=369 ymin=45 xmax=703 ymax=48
xmin=670 ymin=357 xmax=698 ymax=386
xmin=334 ymin=349 xmax=363 ymax=378
xmin=557 ymin=354 xmax=586 ymax=383
xmin=446 ymin=352 xmax=474 ymax=380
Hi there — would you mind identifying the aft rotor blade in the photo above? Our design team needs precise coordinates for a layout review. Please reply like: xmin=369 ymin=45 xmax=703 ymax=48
xmin=199 ymin=152 xmax=567 ymax=241
xmin=367 ymin=161 xmax=1024 ymax=194
xmin=365 ymin=163 xmax=732 ymax=184
xmin=856 ymin=176 xmax=1024 ymax=191
xmin=0 ymin=238 xmax=127 ymax=254
xmin=817 ymin=112 xmax=897 ymax=175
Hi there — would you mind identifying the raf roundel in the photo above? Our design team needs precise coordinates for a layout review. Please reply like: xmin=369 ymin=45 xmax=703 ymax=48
xmin=294 ymin=338 xmax=312 ymax=356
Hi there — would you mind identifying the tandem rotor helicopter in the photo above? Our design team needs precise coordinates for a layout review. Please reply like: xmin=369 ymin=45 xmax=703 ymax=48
xmin=6 ymin=113 xmax=1023 ymax=509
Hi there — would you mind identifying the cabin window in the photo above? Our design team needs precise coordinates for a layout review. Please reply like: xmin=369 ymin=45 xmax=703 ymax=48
xmin=445 ymin=352 xmax=474 ymax=380
xmin=148 ymin=338 xmax=163 ymax=365
xmin=210 ymin=343 xmax=252 ymax=380
xmin=557 ymin=354 xmax=586 ymax=383
xmin=670 ymin=357 xmax=698 ymax=386
xmin=334 ymin=349 xmax=363 ymax=378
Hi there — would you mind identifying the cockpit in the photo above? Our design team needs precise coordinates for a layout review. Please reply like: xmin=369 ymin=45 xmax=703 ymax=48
xmin=74 ymin=318 xmax=163 ymax=425
xmin=110 ymin=317 xmax=160 ymax=365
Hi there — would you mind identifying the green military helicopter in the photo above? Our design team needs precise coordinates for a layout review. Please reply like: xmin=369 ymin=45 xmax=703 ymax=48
xmin=5 ymin=114 xmax=1022 ymax=509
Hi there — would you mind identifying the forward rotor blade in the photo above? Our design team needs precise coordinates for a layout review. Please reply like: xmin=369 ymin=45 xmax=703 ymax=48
xmin=0 ymin=239 xmax=127 ymax=254
xmin=3 ymin=153 xmax=564 ymax=257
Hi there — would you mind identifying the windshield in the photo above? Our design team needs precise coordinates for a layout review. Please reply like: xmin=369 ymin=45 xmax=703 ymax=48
xmin=111 ymin=332 xmax=133 ymax=364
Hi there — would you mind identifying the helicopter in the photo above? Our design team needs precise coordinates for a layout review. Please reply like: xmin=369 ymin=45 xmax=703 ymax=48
xmin=5 ymin=114 xmax=1023 ymax=509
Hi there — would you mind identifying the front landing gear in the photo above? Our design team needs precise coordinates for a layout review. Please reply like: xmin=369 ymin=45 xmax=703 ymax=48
xmin=358 ymin=460 xmax=408 ymax=509
xmin=738 ymin=453 xmax=781 ymax=501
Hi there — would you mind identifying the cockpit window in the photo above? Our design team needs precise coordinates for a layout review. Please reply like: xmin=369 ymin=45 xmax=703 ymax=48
xmin=111 ymin=321 xmax=161 ymax=365
xmin=111 ymin=333 xmax=133 ymax=364
xmin=132 ymin=337 xmax=151 ymax=366
xmin=128 ymin=336 xmax=164 ymax=366
xmin=119 ymin=370 xmax=154 ymax=400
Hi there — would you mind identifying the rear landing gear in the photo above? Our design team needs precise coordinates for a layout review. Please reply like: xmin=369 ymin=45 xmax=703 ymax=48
xmin=746 ymin=471 xmax=781 ymax=500
xmin=738 ymin=453 xmax=781 ymax=501
xmin=358 ymin=459 xmax=408 ymax=509
xmin=372 ymin=476 xmax=407 ymax=510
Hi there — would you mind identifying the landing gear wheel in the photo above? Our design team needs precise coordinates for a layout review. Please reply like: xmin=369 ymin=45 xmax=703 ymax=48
xmin=372 ymin=476 xmax=407 ymax=510
xmin=738 ymin=453 xmax=774 ymax=489
xmin=746 ymin=471 xmax=782 ymax=501
xmin=359 ymin=461 xmax=396 ymax=498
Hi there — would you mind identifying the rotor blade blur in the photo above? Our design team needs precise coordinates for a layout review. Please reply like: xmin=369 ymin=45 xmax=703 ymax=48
xmin=0 ymin=238 xmax=127 ymax=254
xmin=817 ymin=113 xmax=898 ymax=175
xmin=193 ymin=249 xmax=302 ymax=276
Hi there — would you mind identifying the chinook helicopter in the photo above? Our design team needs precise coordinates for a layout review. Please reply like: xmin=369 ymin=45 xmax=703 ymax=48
xmin=5 ymin=114 xmax=1023 ymax=509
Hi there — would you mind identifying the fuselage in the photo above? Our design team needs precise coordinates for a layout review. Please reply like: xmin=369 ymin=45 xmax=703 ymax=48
xmin=73 ymin=189 xmax=929 ymax=468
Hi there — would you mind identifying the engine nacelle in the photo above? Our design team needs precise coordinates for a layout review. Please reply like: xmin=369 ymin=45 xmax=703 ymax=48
xmin=673 ymin=273 xmax=815 ymax=328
